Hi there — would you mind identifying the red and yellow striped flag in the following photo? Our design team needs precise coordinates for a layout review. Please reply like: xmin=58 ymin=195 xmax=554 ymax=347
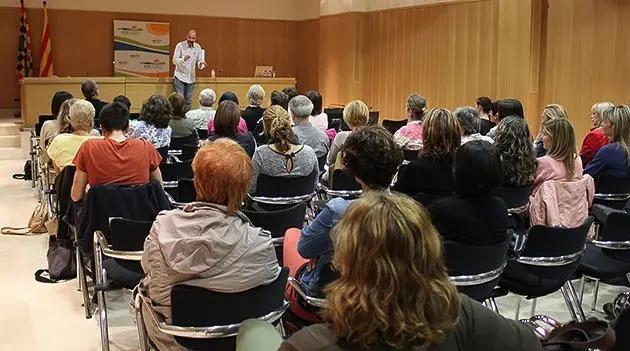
xmin=39 ymin=1 xmax=54 ymax=77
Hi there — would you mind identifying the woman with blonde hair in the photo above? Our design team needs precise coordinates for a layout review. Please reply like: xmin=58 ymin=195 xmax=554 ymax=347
xmin=580 ymin=102 xmax=615 ymax=166
xmin=584 ymin=105 xmax=630 ymax=180
xmin=140 ymin=139 xmax=281 ymax=351
xmin=534 ymin=104 xmax=568 ymax=157
xmin=242 ymin=84 xmax=266 ymax=132
xmin=326 ymin=100 xmax=370 ymax=166
xmin=533 ymin=118 xmax=582 ymax=192
xmin=393 ymin=108 xmax=460 ymax=206
xmin=47 ymin=99 xmax=101 ymax=172
xmin=262 ymin=193 xmax=541 ymax=351
xmin=250 ymin=105 xmax=318 ymax=194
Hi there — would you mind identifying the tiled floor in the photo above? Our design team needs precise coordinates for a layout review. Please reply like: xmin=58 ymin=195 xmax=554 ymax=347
xmin=0 ymin=156 xmax=627 ymax=350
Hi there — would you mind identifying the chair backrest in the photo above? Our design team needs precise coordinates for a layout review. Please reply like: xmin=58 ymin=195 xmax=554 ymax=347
xmin=38 ymin=114 xmax=54 ymax=124
xmin=597 ymin=211 xmax=630 ymax=262
xmin=595 ymin=173 xmax=630 ymax=195
xmin=181 ymin=144 xmax=199 ymax=161
xmin=256 ymin=174 xmax=316 ymax=198
xmin=492 ymin=184 xmax=532 ymax=213
xmin=156 ymin=146 xmax=169 ymax=162
xmin=330 ymin=169 xmax=362 ymax=191
xmin=197 ymin=128 xmax=209 ymax=140
xmin=324 ymin=108 xmax=343 ymax=130
xmin=382 ymin=119 xmax=408 ymax=134
xmin=403 ymin=149 xmax=419 ymax=162
xmin=54 ymin=166 xmax=76 ymax=240
xmin=170 ymin=134 xmax=199 ymax=151
xmin=317 ymin=155 xmax=327 ymax=173
xmin=177 ymin=178 xmax=197 ymax=203
xmin=35 ymin=122 xmax=43 ymax=137
xmin=159 ymin=161 xmax=193 ymax=182
xmin=109 ymin=218 xmax=153 ymax=273
xmin=368 ymin=111 xmax=379 ymax=125
xmin=171 ymin=267 xmax=289 ymax=351
xmin=129 ymin=112 xmax=140 ymax=120
xmin=517 ymin=216 xmax=593 ymax=280
xmin=241 ymin=202 xmax=307 ymax=238
xmin=443 ymin=235 xmax=511 ymax=301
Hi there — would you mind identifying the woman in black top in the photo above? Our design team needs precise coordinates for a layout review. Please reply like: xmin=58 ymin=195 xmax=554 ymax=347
xmin=208 ymin=100 xmax=256 ymax=157
xmin=241 ymin=84 xmax=266 ymax=132
xmin=429 ymin=140 xmax=508 ymax=245
xmin=392 ymin=108 xmax=460 ymax=206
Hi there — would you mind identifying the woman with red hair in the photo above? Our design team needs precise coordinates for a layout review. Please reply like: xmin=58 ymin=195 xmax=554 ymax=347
xmin=139 ymin=138 xmax=281 ymax=351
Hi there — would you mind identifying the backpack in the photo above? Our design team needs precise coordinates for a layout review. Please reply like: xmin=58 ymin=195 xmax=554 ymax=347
xmin=12 ymin=160 xmax=32 ymax=181
xmin=34 ymin=237 xmax=76 ymax=283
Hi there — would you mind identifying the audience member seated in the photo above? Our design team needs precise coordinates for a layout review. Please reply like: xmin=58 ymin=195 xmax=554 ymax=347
xmin=113 ymin=95 xmax=132 ymax=111
xmin=185 ymin=88 xmax=216 ymax=130
xmin=429 ymin=140 xmax=507 ymax=245
xmin=534 ymin=104 xmax=568 ymax=157
xmin=584 ymin=105 xmax=630 ymax=180
xmin=40 ymin=91 xmax=74 ymax=164
xmin=290 ymin=95 xmax=329 ymax=158
xmin=254 ymin=105 xmax=300 ymax=146
xmin=305 ymin=90 xmax=328 ymax=131
xmin=209 ymin=100 xmax=256 ymax=157
xmin=70 ymin=102 xmax=163 ymax=202
xmin=208 ymin=91 xmax=248 ymax=134
xmin=393 ymin=108 xmax=460 ymax=206
xmin=270 ymin=90 xmax=289 ymax=110
xmin=533 ymin=118 xmax=583 ymax=192
xmin=291 ymin=126 xmax=402 ymax=306
xmin=326 ymin=100 xmax=370 ymax=178
xmin=580 ymin=102 xmax=614 ymax=167
xmin=47 ymin=100 xmax=100 ymax=173
xmin=251 ymin=107 xmax=318 ymax=194
xmin=81 ymin=79 xmax=107 ymax=118
xmin=475 ymin=96 xmax=495 ymax=135
xmin=282 ymin=86 xmax=299 ymax=103
xmin=455 ymin=106 xmax=493 ymax=144
xmin=129 ymin=95 xmax=172 ymax=149
xmin=139 ymin=139 xmax=281 ymax=351
xmin=486 ymin=99 xmax=524 ymax=138
xmin=242 ymin=84 xmax=266 ymax=132
xmin=393 ymin=94 xmax=427 ymax=151
xmin=494 ymin=116 xmax=538 ymax=187
xmin=167 ymin=92 xmax=199 ymax=144
xmin=276 ymin=193 xmax=543 ymax=351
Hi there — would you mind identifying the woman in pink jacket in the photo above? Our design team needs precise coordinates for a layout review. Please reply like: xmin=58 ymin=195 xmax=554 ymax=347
xmin=139 ymin=139 xmax=281 ymax=351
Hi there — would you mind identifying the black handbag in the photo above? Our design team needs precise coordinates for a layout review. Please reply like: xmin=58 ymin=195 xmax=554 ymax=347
xmin=34 ymin=237 xmax=76 ymax=283
xmin=541 ymin=320 xmax=616 ymax=351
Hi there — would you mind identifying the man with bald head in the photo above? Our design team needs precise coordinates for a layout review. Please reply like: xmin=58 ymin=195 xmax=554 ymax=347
xmin=173 ymin=29 xmax=207 ymax=111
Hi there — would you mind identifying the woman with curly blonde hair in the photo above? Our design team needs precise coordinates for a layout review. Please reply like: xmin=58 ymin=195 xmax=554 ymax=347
xmin=263 ymin=193 xmax=542 ymax=351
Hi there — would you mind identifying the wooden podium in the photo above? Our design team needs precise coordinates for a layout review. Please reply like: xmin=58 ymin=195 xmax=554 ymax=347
xmin=20 ymin=77 xmax=296 ymax=127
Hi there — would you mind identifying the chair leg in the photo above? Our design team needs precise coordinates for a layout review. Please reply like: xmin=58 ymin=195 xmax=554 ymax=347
xmin=78 ymin=252 xmax=92 ymax=319
xmin=591 ymin=278 xmax=601 ymax=312
xmin=530 ymin=298 xmax=537 ymax=317
xmin=135 ymin=295 xmax=150 ymax=351
xmin=98 ymin=270 xmax=110 ymax=351
xmin=561 ymin=281 xmax=586 ymax=322
xmin=579 ymin=276 xmax=586 ymax=304
xmin=514 ymin=295 xmax=522 ymax=320
xmin=626 ymin=273 xmax=630 ymax=285
xmin=560 ymin=285 xmax=579 ymax=322
xmin=75 ymin=244 xmax=81 ymax=291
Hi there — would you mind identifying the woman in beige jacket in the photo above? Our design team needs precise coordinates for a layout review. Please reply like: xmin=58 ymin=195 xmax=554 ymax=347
xmin=140 ymin=139 xmax=281 ymax=351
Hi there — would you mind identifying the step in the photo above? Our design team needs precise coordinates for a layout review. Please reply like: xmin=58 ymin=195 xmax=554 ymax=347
xmin=0 ymin=135 xmax=20 ymax=148
xmin=0 ymin=147 xmax=27 ymax=160
xmin=0 ymin=124 xmax=19 ymax=136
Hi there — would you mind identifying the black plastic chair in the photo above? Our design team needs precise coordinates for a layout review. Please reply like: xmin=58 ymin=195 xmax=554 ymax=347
xmin=35 ymin=122 xmax=44 ymax=137
xmin=443 ymin=235 xmax=511 ymax=304
xmin=170 ymin=134 xmax=199 ymax=151
xmin=38 ymin=114 xmax=54 ymax=124
xmin=252 ymin=174 xmax=317 ymax=208
xmin=156 ymin=146 xmax=169 ymax=163
xmin=197 ymin=128 xmax=209 ymax=140
xmin=321 ymin=169 xmax=362 ymax=199
xmin=317 ymin=155 xmax=327 ymax=173
xmin=136 ymin=267 xmax=290 ymax=351
xmin=403 ymin=149 xmax=419 ymax=162
xmin=129 ymin=112 xmax=140 ymax=120
xmin=177 ymin=178 xmax=196 ymax=204
xmin=492 ymin=184 xmax=532 ymax=214
xmin=324 ymin=108 xmax=343 ymax=131
xmin=577 ymin=210 xmax=630 ymax=311
xmin=94 ymin=218 xmax=153 ymax=351
xmin=382 ymin=119 xmax=407 ymax=135
xmin=368 ymin=111 xmax=379 ymax=125
xmin=594 ymin=173 xmax=630 ymax=209
xmin=159 ymin=161 xmax=193 ymax=200
xmin=181 ymin=144 xmax=200 ymax=162
xmin=497 ymin=217 xmax=593 ymax=322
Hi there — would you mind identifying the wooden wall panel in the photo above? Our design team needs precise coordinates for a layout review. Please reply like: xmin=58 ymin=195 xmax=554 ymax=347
xmin=361 ymin=1 xmax=496 ymax=121
xmin=0 ymin=7 xmax=298 ymax=109
xmin=295 ymin=19 xmax=320 ymax=93
xmin=543 ymin=0 xmax=630 ymax=142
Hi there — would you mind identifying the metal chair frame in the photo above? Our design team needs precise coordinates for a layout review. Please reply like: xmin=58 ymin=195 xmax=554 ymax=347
xmin=510 ymin=247 xmax=587 ymax=322
xmin=93 ymin=229 xmax=144 ymax=351
xmin=287 ymin=277 xmax=327 ymax=308
xmin=594 ymin=192 xmax=630 ymax=202
xmin=248 ymin=193 xmax=317 ymax=206
xmin=318 ymin=184 xmax=363 ymax=199
xmin=134 ymin=288 xmax=289 ymax=351
xmin=450 ymin=262 xmax=507 ymax=313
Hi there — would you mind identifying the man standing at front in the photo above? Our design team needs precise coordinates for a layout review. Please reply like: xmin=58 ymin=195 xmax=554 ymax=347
xmin=173 ymin=30 xmax=207 ymax=111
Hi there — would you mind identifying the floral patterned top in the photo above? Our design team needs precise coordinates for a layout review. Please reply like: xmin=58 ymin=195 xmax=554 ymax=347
xmin=128 ymin=120 xmax=172 ymax=149
xmin=393 ymin=120 xmax=423 ymax=151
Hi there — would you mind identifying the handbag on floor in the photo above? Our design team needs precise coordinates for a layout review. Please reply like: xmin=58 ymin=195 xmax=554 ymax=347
xmin=34 ymin=236 xmax=76 ymax=283
xmin=1 ymin=200 xmax=50 ymax=235
xmin=11 ymin=160 xmax=32 ymax=181
xmin=540 ymin=320 xmax=616 ymax=350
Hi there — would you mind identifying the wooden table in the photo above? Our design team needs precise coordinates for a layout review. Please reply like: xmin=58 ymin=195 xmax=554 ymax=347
xmin=20 ymin=77 xmax=296 ymax=127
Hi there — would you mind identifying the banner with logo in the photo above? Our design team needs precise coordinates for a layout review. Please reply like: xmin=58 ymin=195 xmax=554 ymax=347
xmin=114 ymin=20 xmax=170 ymax=77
